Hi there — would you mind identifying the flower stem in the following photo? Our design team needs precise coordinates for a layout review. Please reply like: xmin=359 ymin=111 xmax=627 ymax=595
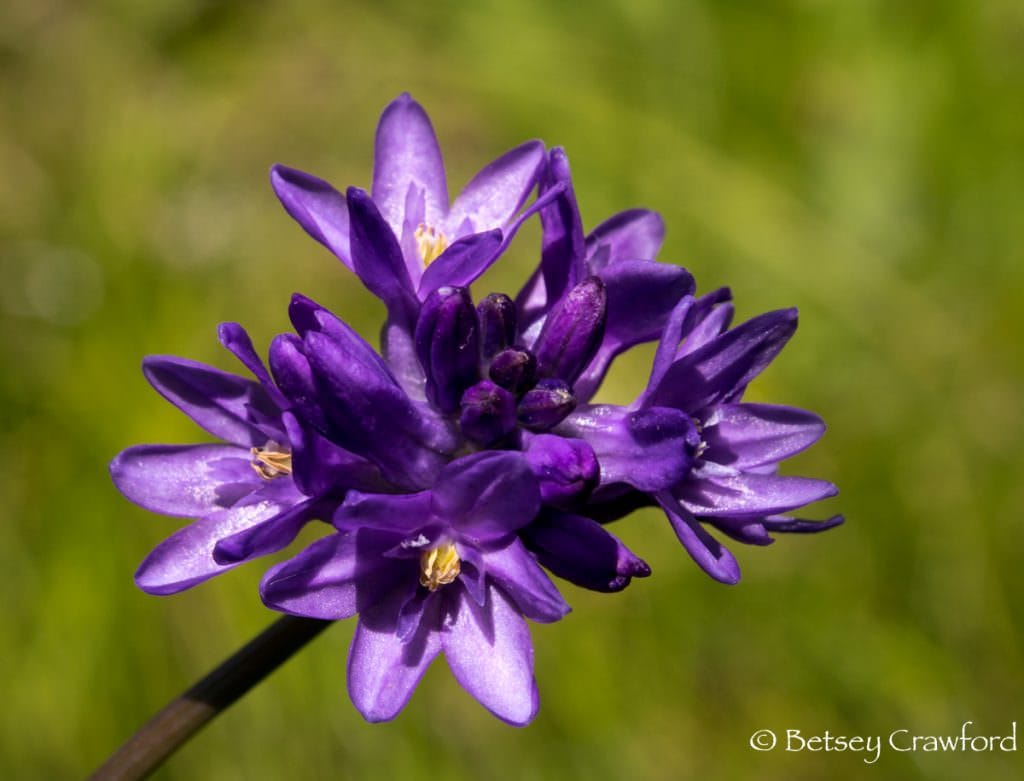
xmin=90 ymin=615 xmax=332 ymax=781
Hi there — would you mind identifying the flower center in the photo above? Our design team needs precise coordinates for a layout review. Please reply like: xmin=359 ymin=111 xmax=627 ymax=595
xmin=418 ymin=542 xmax=461 ymax=591
xmin=250 ymin=442 xmax=293 ymax=480
xmin=415 ymin=224 xmax=448 ymax=266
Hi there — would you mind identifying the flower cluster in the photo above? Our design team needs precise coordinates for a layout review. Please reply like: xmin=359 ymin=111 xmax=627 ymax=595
xmin=112 ymin=94 xmax=841 ymax=725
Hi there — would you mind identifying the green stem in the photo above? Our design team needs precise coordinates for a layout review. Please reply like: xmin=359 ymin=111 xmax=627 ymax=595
xmin=89 ymin=615 xmax=332 ymax=781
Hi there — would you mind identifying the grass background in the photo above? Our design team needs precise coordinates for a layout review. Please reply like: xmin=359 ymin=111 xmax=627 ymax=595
xmin=2 ymin=1 xmax=1023 ymax=779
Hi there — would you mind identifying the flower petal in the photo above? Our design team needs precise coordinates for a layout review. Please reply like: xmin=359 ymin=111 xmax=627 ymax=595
xmin=110 ymin=444 xmax=256 ymax=517
xmin=657 ymin=494 xmax=740 ymax=585
xmin=348 ymin=584 xmax=442 ymax=723
xmin=142 ymin=356 xmax=282 ymax=447
xmin=347 ymin=187 xmax=416 ymax=317
xmin=702 ymin=403 xmax=826 ymax=469
xmin=442 ymin=585 xmax=539 ymax=726
xmin=678 ymin=471 xmax=838 ymax=519
xmin=446 ymin=140 xmax=545 ymax=234
xmin=372 ymin=93 xmax=448 ymax=235
xmin=649 ymin=308 xmax=798 ymax=411
xmin=522 ymin=433 xmax=599 ymax=508
xmin=761 ymin=513 xmax=845 ymax=534
xmin=584 ymin=209 xmax=666 ymax=271
xmin=558 ymin=405 xmax=698 ymax=492
xmin=281 ymin=411 xmax=384 ymax=497
xmin=332 ymin=490 xmax=433 ymax=533
xmin=213 ymin=496 xmax=322 ymax=564
xmin=432 ymin=452 xmax=541 ymax=540
xmin=519 ymin=510 xmax=650 ymax=593
xmin=217 ymin=322 xmax=289 ymax=410
xmin=417 ymin=229 xmax=503 ymax=299
xmin=135 ymin=481 xmax=305 ymax=595
xmin=483 ymin=538 xmax=570 ymax=623
xmin=260 ymin=528 xmax=407 ymax=619
xmin=269 ymin=164 xmax=352 ymax=269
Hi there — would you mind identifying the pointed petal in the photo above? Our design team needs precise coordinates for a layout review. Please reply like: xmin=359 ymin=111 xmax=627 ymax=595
xmin=657 ymin=494 xmax=740 ymax=585
xmin=347 ymin=187 xmax=416 ymax=316
xmin=649 ymin=308 xmax=798 ymax=411
xmin=482 ymin=538 xmax=570 ymax=623
xmin=761 ymin=514 xmax=845 ymax=534
xmin=558 ymin=405 xmax=698 ymax=492
xmin=432 ymin=452 xmax=540 ymax=540
xmin=217 ymin=322 xmax=289 ymax=410
xmin=135 ymin=482 xmax=305 ymax=594
xmin=348 ymin=585 xmax=442 ymax=722
xmin=678 ymin=471 xmax=838 ymax=519
xmin=417 ymin=229 xmax=503 ymax=299
xmin=269 ymin=164 xmax=352 ymax=269
xmin=442 ymin=586 xmax=538 ymax=726
xmin=260 ymin=528 xmax=408 ymax=619
xmin=142 ymin=356 xmax=282 ymax=447
xmin=520 ymin=510 xmax=650 ymax=593
xmin=702 ymin=403 xmax=826 ymax=469
xmin=110 ymin=444 xmax=256 ymax=517
xmin=584 ymin=209 xmax=666 ymax=271
xmin=372 ymin=93 xmax=448 ymax=234
xmin=446 ymin=140 xmax=545 ymax=234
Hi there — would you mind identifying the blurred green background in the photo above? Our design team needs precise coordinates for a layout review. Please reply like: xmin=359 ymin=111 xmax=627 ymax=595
xmin=2 ymin=1 xmax=1023 ymax=779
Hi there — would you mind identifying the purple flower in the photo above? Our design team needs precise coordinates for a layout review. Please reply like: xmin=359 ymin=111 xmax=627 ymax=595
xmin=109 ymin=323 xmax=381 ymax=594
xmin=561 ymin=290 xmax=843 ymax=584
xmin=261 ymin=451 xmax=570 ymax=725
xmin=268 ymin=94 xmax=555 ymax=393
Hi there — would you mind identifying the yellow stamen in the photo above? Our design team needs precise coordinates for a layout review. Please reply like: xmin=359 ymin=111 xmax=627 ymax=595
xmin=419 ymin=543 xmax=461 ymax=591
xmin=250 ymin=443 xmax=293 ymax=480
xmin=415 ymin=224 xmax=448 ymax=266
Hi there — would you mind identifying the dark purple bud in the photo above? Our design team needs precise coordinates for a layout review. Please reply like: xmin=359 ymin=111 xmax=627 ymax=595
xmin=517 ymin=378 xmax=576 ymax=431
xmin=523 ymin=434 xmax=599 ymax=508
xmin=459 ymin=380 xmax=518 ymax=447
xmin=488 ymin=347 xmax=537 ymax=395
xmin=477 ymin=293 xmax=518 ymax=359
xmin=415 ymin=287 xmax=480 ymax=414
xmin=533 ymin=276 xmax=606 ymax=383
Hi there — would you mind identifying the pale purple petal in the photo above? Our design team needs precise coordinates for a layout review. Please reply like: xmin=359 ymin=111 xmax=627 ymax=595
xmin=135 ymin=481 xmax=305 ymax=595
xmin=348 ymin=584 xmax=442 ymax=723
xmin=702 ymin=403 xmax=826 ymax=469
xmin=260 ymin=528 xmax=407 ymax=619
xmin=269 ymin=164 xmax=352 ymax=269
xmin=110 ymin=444 xmax=256 ymax=517
xmin=584 ymin=209 xmax=666 ymax=272
xmin=372 ymin=93 xmax=448 ymax=234
xmin=657 ymin=494 xmax=741 ymax=585
xmin=445 ymin=140 xmax=545 ymax=235
xmin=678 ymin=471 xmax=838 ymax=519
xmin=142 ymin=356 xmax=281 ymax=447
xmin=442 ymin=585 xmax=538 ymax=726
xmin=483 ymin=538 xmax=570 ymax=623
xmin=213 ymin=498 xmax=322 ymax=565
